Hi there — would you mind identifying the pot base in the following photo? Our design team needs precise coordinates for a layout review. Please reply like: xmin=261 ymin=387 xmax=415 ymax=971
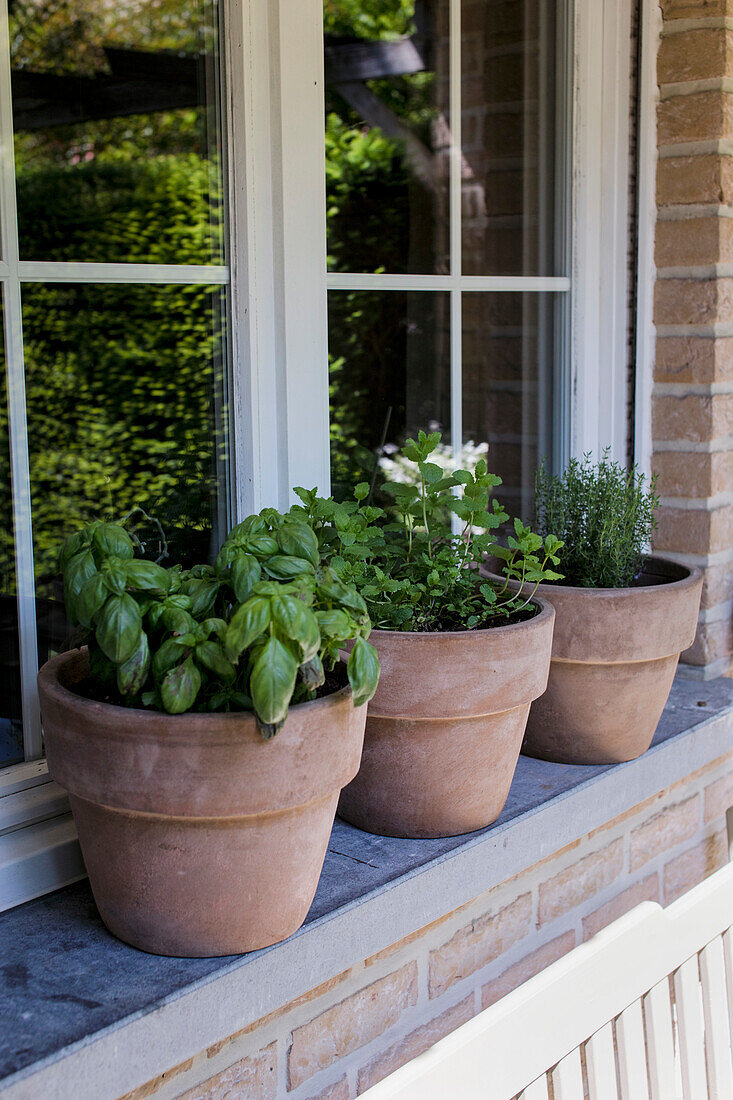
xmin=71 ymin=792 xmax=338 ymax=957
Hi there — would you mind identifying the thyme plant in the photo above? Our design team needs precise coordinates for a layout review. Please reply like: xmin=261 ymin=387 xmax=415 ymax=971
xmin=60 ymin=513 xmax=380 ymax=738
xmin=534 ymin=452 xmax=660 ymax=589
xmin=293 ymin=430 xmax=563 ymax=632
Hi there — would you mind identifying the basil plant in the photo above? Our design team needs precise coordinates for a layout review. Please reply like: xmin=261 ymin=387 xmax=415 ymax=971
xmin=60 ymin=513 xmax=380 ymax=739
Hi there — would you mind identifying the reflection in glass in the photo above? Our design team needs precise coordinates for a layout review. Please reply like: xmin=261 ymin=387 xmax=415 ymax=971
xmin=23 ymin=282 xmax=229 ymax=667
xmin=462 ymin=293 xmax=556 ymax=520
xmin=0 ymin=301 xmax=25 ymax=767
xmin=324 ymin=0 xmax=449 ymax=274
xmin=12 ymin=0 xmax=223 ymax=265
xmin=328 ymin=290 xmax=450 ymax=499
xmin=461 ymin=0 xmax=559 ymax=276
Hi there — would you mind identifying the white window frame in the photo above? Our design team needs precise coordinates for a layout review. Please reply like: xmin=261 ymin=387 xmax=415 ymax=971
xmin=0 ymin=0 xmax=634 ymax=912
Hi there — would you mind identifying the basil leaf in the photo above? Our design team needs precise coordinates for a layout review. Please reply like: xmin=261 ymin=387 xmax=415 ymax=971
xmin=315 ymin=608 xmax=352 ymax=640
xmin=152 ymin=636 xmax=189 ymax=680
xmin=123 ymin=559 xmax=171 ymax=595
xmin=195 ymin=640 xmax=236 ymax=684
xmin=300 ymin=654 xmax=325 ymax=690
xmin=63 ymin=549 xmax=98 ymax=625
xmin=230 ymin=553 xmax=261 ymax=603
xmin=272 ymin=595 xmax=320 ymax=662
xmin=95 ymin=593 xmax=142 ymax=664
xmin=92 ymin=524 xmax=135 ymax=562
xmin=187 ymin=578 xmax=220 ymax=618
xmin=250 ymin=635 xmax=297 ymax=731
xmin=160 ymin=656 xmax=202 ymax=714
xmin=347 ymin=637 xmax=380 ymax=707
xmin=116 ymin=631 xmax=151 ymax=696
xmin=224 ymin=596 xmax=271 ymax=663
xmin=277 ymin=523 xmax=319 ymax=567
xmin=263 ymin=555 xmax=315 ymax=580
xmin=76 ymin=572 xmax=109 ymax=628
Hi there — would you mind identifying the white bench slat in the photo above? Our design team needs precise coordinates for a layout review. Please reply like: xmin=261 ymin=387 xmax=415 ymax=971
xmin=617 ymin=999 xmax=650 ymax=1100
xmin=700 ymin=936 xmax=733 ymax=1098
xmin=586 ymin=1021 xmax=618 ymax=1100
xmin=551 ymin=1047 xmax=585 ymax=1100
xmin=643 ymin=979 xmax=676 ymax=1100
xmin=360 ymin=864 xmax=733 ymax=1100
xmin=674 ymin=956 xmax=708 ymax=1100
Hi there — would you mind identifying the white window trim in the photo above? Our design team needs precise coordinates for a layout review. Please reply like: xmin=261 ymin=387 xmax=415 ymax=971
xmin=0 ymin=0 xmax=637 ymax=912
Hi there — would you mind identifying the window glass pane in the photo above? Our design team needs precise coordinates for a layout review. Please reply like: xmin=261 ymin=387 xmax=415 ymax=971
xmin=328 ymin=290 xmax=450 ymax=498
xmin=462 ymin=292 xmax=556 ymax=520
xmin=12 ymin=0 xmax=223 ymax=265
xmin=23 ymin=283 xmax=229 ymax=664
xmin=325 ymin=0 xmax=450 ymax=275
xmin=461 ymin=0 xmax=559 ymax=276
xmin=0 ymin=299 xmax=25 ymax=767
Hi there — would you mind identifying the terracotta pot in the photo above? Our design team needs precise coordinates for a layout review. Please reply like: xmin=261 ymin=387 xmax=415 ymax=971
xmin=38 ymin=649 xmax=366 ymax=957
xmin=480 ymin=557 xmax=703 ymax=765
xmin=338 ymin=600 xmax=555 ymax=839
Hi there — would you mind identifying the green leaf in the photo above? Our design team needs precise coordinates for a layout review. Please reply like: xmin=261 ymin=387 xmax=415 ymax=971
xmin=347 ymin=637 xmax=380 ymax=707
xmin=161 ymin=606 xmax=197 ymax=635
xmin=160 ymin=656 xmax=202 ymax=714
xmin=101 ymin=565 xmax=127 ymax=597
xmin=63 ymin=549 xmax=98 ymax=624
xmin=315 ymin=608 xmax=352 ymax=639
xmin=230 ymin=553 xmax=261 ymax=603
xmin=277 ymin=522 xmax=320 ymax=567
xmin=95 ymin=593 xmax=142 ymax=664
xmin=152 ymin=636 xmax=189 ymax=680
xmin=272 ymin=595 xmax=320 ymax=661
xmin=300 ymin=654 xmax=325 ymax=689
xmin=92 ymin=524 xmax=135 ymax=562
xmin=263 ymin=555 xmax=315 ymax=580
xmin=354 ymin=482 xmax=370 ymax=501
xmin=188 ymin=578 xmax=221 ymax=618
xmin=419 ymin=461 xmax=443 ymax=485
xmin=195 ymin=640 xmax=236 ymax=683
xmin=76 ymin=572 xmax=109 ymax=628
xmin=245 ymin=535 xmax=279 ymax=558
xmin=88 ymin=643 xmax=115 ymax=686
xmin=116 ymin=632 xmax=151 ymax=695
xmin=225 ymin=596 xmax=271 ymax=663
xmin=250 ymin=635 xmax=298 ymax=729
xmin=123 ymin=559 xmax=171 ymax=595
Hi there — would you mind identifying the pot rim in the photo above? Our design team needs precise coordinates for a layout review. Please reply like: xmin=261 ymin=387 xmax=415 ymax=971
xmin=38 ymin=646 xmax=353 ymax=726
xmin=368 ymin=595 xmax=554 ymax=640
xmin=485 ymin=555 xmax=702 ymax=598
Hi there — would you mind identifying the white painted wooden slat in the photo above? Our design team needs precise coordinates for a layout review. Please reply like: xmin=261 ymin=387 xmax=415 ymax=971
xmin=585 ymin=1021 xmax=619 ymax=1100
xmin=674 ymin=956 xmax=708 ymax=1100
xmin=519 ymin=1076 xmax=550 ymax=1100
xmin=552 ymin=1048 xmax=585 ymax=1100
xmin=723 ymin=929 xmax=733 ymax=1060
xmin=616 ymin=1000 xmax=650 ymax=1100
xmin=699 ymin=937 xmax=733 ymax=1098
xmin=643 ymin=978 xmax=676 ymax=1100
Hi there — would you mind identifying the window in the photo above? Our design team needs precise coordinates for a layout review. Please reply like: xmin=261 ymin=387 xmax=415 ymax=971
xmin=0 ymin=0 xmax=635 ymax=909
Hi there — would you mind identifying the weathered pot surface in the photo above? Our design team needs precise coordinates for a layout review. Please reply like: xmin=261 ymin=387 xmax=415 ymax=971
xmin=338 ymin=599 xmax=555 ymax=839
xmin=480 ymin=556 xmax=703 ymax=765
xmin=38 ymin=648 xmax=366 ymax=957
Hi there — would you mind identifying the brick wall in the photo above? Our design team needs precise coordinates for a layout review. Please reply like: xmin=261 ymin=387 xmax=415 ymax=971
xmin=121 ymin=752 xmax=733 ymax=1100
xmin=654 ymin=0 xmax=733 ymax=676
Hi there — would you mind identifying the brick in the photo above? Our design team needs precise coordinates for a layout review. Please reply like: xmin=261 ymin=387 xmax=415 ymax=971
xmin=630 ymin=795 xmax=700 ymax=870
xmin=683 ymin=617 xmax=733 ymax=664
xmin=364 ymin=909 xmax=462 ymax=968
xmin=658 ymin=91 xmax=733 ymax=147
xmin=658 ymin=155 xmax=724 ymax=207
xmin=656 ymin=216 xmax=727 ymax=268
xmin=306 ymin=1078 xmax=350 ymax=1100
xmin=652 ymin=451 xmax=733 ymax=500
xmin=698 ymin=560 xmax=733 ymax=607
xmin=287 ymin=964 xmax=418 ymax=1089
xmin=654 ymin=391 xmax=733 ymax=442
xmin=654 ymin=277 xmax=733 ymax=327
xmin=205 ymin=970 xmax=353 ymax=1061
xmin=481 ymin=932 xmax=576 ymax=1009
xmin=538 ymin=840 xmax=624 ymax=926
xmin=654 ymin=505 xmax=733 ymax=556
xmin=655 ymin=334 xmax=733 ymax=384
xmin=118 ymin=1058 xmax=195 ymax=1100
xmin=658 ymin=28 xmax=729 ymax=84
xmin=582 ymin=875 xmax=660 ymax=941
xmin=356 ymin=995 xmax=475 ymax=1094
xmin=663 ymin=830 xmax=728 ymax=903
xmin=705 ymin=769 xmax=733 ymax=821
xmin=662 ymin=0 xmax=733 ymax=15
xmin=428 ymin=894 xmax=532 ymax=999
xmin=177 ymin=1043 xmax=277 ymax=1100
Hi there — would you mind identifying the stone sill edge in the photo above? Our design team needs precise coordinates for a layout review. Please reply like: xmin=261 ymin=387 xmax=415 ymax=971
xmin=5 ymin=703 xmax=733 ymax=1100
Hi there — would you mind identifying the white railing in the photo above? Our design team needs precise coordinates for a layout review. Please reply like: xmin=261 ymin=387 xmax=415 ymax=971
xmin=362 ymin=812 xmax=733 ymax=1100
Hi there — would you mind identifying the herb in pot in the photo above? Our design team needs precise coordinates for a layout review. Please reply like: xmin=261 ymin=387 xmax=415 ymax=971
xmin=292 ymin=430 xmax=563 ymax=632
xmin=60 ymin=513 xmax=380 ymax=738
xmin=534 ymin=451 xmax=659 ymax=589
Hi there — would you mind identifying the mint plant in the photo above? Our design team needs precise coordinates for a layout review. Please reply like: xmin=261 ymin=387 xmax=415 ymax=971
xmin=60 ymin=514 xmax=380 ymax=738
xmin=534 ymin=452 xmax=660 ymax=589
xmin=292 ymin=430 xmax=563 ymax=632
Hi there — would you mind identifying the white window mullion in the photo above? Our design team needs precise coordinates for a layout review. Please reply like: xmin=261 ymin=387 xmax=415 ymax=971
xmin=449 ymin=0 xmax=462 ymax=469
xmin=17 ymin=262 xmax=228 ymax=285
xmin=0 ymin=0 xmax=42 ymax=761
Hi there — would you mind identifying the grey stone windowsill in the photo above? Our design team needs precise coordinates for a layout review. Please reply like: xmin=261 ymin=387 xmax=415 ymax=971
xmin=2 ymin=673 xmax=733 ymax=1100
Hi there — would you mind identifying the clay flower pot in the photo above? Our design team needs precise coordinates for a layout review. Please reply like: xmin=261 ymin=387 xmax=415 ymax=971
xmin=338 ymin=600 xmax=555 ymax=839
xmin=38 ymin=648 xmax=366 ymax=957
xmin=481 ymin=557 xmax=703 ymax=765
